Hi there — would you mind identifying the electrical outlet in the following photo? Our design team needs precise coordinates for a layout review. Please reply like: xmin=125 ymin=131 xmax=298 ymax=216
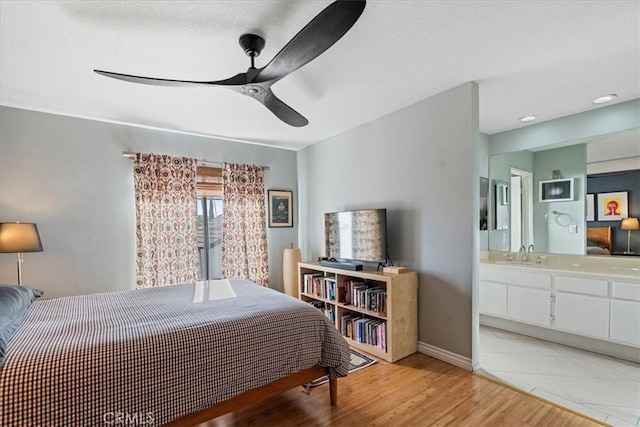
xmin=569 ymin=224 xmax=578 ymax=234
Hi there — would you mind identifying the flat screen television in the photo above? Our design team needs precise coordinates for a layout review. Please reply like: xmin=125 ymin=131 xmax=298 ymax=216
xmin=324 ymin=208 xmax=387 ymax=264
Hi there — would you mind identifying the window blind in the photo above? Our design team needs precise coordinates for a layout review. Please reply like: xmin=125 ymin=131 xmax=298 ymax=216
xmin=196 ymin=166 xmax=222 ymax=198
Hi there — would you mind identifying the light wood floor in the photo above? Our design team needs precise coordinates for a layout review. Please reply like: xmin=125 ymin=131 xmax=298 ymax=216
xmin=202 ymin=352 xmax=602 ymax=427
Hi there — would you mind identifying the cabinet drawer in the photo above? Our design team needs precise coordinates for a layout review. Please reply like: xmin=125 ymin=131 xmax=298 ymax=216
xmin=556 ymin=276 xmax=608 ymax=297
xmin=480 ymin=268 xmax=551 ymax=289
xmin=612 ymin=281 xmax=640 ymax=302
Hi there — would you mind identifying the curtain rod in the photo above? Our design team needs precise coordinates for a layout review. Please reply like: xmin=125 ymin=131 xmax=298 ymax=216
xmin=121 ymin=151 xmax=269 ymax=170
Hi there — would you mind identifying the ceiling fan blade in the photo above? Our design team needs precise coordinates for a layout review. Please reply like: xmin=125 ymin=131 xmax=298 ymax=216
xmin=250 ymin=0 xmax=366 ymax=83
xmin=262 ymin=89 xmax=308 ymax=127
xmin=94 ymin=70 xmax=247 ymax=87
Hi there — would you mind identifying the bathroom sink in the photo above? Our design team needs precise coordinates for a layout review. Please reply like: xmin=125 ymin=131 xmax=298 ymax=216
xmin=494 ymin=261 xmax=539 ymax=267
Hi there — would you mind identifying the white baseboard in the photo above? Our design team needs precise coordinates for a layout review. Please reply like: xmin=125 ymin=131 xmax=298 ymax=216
xmin=418 ymin=341 xmax=472 ymax=371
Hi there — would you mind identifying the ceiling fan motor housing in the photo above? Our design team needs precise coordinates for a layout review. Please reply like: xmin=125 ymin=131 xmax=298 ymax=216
xmin=239 ymin=34 xmax=265 ymax=58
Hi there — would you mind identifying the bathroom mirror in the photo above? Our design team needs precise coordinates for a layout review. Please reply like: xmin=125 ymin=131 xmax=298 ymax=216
xmin=488 ymin=127 xmax=640 ymax=255
xmin=493 ymin=180 xmax=508 ymax=230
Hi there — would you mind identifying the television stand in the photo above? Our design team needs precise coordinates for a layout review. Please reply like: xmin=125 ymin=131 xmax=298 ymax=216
xmin=298 ymin=261 xmax=418 ymax=362
xmin=319 ymin=260 xmax=363 ymax=271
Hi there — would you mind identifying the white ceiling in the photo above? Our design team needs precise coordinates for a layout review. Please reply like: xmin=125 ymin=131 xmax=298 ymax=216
xmin=1 ymin=1 xmax=639 ymax=151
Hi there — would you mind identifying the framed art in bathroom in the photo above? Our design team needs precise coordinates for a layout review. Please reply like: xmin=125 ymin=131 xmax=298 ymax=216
xmin=539 ymin=178 xmax=574 ymax=202
xmin=596 ymin=191 xmax=628 ymax=221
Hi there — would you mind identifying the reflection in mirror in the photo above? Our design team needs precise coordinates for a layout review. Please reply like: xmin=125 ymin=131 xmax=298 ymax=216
xmin=480 ymin=177 xmax=489 ymax=231
xmin=489 ymin=127 xmax=640 ymax=255
xmin=489 ymin=144 xmax=586 ymax=254
xmin=493 ymin=180 xmax=508 ymax=231
xmin=509 ymin=168 xmax=533 ymax=252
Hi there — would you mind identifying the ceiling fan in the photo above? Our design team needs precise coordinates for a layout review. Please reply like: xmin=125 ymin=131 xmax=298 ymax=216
xmin=94 ymin=0 xmax=366 ymax=127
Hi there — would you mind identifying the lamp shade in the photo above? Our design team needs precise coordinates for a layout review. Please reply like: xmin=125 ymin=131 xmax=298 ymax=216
xmin=621 ymin=218 xmax=640 ymax=231
xmin=0 ymin=223 xmax=44 ymax=253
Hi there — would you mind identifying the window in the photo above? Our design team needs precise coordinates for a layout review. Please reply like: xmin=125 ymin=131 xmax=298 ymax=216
xmin=196 ymin=167 xmax=223 ymax=280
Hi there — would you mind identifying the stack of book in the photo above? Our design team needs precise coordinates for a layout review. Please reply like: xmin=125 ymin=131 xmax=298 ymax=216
xmin=350 ymin=284 xmax=387 ymax=315
xmin=302 ymin=272 xmax=322 ymax=295
xmin=301 ymin=273 xmax=337 ymax=301
xmin=341 ymin=279 xmax=365 ymax=304
xmin=339 ymin=313 xmax=387 ymax=352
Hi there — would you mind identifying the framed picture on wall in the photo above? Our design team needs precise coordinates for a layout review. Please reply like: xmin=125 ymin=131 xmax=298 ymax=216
xmin=268 ymin=190 xmax=293 ymax=227
xmin=586 ymin=194 xmax=595 ymax=221
xmin=596 ymin=191 xmax=628 ymax=221
xmin=539 ymin=178 xmax=574 ymax=202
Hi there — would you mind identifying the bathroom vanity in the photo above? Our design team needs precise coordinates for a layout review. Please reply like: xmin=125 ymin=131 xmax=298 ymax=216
xmin=479 ymin=252 xmax=640 ymax=361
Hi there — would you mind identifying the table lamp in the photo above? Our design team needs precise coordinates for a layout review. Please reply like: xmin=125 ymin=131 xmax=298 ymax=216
xmin=0 ymin=222 xmax=44 ymax=285
xmin=620 ymin=217 xmax=639 ymax=254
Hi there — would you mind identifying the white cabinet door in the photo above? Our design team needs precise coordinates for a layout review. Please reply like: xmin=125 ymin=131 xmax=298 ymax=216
xmin=507 ymin=286 xmax=551 ymax=326
xmin=479 ymin=281 xmax=507 ymax=317
xmin=610 ymin=299 xmax=640 ymax=346
xmin=555 ymin=292 xmax=609 ymax=339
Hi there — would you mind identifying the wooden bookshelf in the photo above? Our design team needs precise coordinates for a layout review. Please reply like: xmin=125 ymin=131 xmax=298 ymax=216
xmin=298 ymin=261 xmax=418 ymax=363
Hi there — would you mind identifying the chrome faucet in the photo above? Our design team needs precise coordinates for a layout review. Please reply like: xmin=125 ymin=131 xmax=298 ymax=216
xmin=519 ymin=245 xmax=529 ymax=263
xmin=528 ymin=244 xmax=535 ymax=253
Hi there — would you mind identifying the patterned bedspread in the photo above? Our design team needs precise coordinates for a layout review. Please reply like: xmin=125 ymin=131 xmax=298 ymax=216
xmin=0 ymin=280 xmax=350 ymax=426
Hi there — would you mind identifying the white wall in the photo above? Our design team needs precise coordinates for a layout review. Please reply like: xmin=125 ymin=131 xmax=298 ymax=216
xmin=0 ymin=107 xmax=298 ymax=298
xmin=298 ymin=83 xmax=479 ymax=359
xmin=533 ymin=144 xmax=586 ymax=254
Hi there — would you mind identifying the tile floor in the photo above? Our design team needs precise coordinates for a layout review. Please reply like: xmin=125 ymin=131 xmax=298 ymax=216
xmin=478 ymin=326 xmax=640 ymax=426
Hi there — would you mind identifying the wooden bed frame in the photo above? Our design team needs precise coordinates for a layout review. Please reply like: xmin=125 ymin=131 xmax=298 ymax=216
xmin=587 ymin=226 xmax=612 ymax=252
xmin=165 ymin=366 xmax=335 ymax=426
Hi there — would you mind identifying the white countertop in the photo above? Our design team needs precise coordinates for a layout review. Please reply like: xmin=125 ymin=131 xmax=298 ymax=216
xmin=480 ymin=252 xmax=640 ymax=281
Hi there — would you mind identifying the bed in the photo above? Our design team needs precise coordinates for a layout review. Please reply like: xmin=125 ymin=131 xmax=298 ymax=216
xmin=587 ymin=226 xmax=612 ymax=255
xmin=0 ymin=279 xmax=351 ymax=426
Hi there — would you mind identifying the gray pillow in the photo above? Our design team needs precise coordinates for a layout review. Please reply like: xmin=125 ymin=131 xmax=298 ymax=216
xmin=0 ymin=284 xmax=44 ymax=368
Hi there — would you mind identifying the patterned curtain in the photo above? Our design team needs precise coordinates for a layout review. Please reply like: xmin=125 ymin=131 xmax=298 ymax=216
xmin=222 ymin=163 xmax=270 ymax=286
xmin=134 ymin=153 xmax=200 ymax=289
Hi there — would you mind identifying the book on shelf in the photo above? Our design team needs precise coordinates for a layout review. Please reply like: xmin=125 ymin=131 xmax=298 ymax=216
xmin=342 ymin=279 xmax=365 ymax=305
xmin=302 ymin=272 xmax=323 ymax=295
xmin=312 ymin=276 xmax=323 ymax=298
xmin=348 ymin=283 xmax=387 ymax=315
xmin=324 ymin=277 xmax=337 ymax=301
xmin=325 ymin=305 xmax=336 ymax=322
xmin=339 ymin=313 xmax=387 ymax=353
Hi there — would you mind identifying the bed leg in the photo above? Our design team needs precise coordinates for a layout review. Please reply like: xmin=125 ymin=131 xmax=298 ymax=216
xmin=329 ymin=377 xmax=337 ymax=406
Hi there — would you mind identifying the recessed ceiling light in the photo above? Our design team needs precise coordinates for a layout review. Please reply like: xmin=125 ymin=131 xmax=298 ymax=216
xmin=592 ymin=94 xmax=617 ymax=104
xmin=519 ymin=115 xmax=537 ymax=123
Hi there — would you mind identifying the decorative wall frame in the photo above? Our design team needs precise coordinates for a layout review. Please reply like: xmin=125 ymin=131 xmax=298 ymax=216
xmin=596 ymin=191 xmax=629 ymax=221
xmin=268 ymin=190 xmax=293 ymax=227
xmin=586 ymin=193 xmax=595 ymax=222
xmin=539 ymin=178 xmax=574 ymax=202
